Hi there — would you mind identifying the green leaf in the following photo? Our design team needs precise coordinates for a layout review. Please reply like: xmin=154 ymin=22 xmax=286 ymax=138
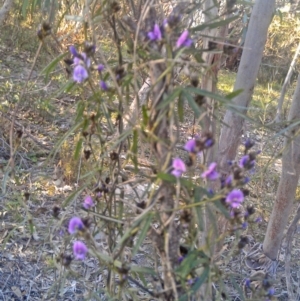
xmin=178 ymin=92 xmax=184 ymax=122
xmin=157 ymin=172 xmax=176 ymax=183
xmin=190 ymin=266 xmax=210 ymax=293
xmin=74 ymin=138 xmax=83 ymax=160
xmin=131 ymin=129 xmax=138 ymax=171
xmin=213 ymin=200 xmax=231 ymax=219
xmin=225 ymin=89 xmax=243 ymax=100
xmin=41 ymin=53 xmax=68 ymax=82
xmin=130 ymin=266 xmax=156 ymax=275
xmin=22 ymin=0 xmax=29 ymax=17
xmin=141 ymin=105 xmax=149 ymax=126
xmin=194 ymin=187 xmax=208 ymax=231
xmin=183 ymin=91 xmax=201 ymax=118
xmin=190 ymin=15 xmax=239 ymax=33
xmin=132 ymin=213 xmax=152 ymax=256
xmin=157 ymin=87 xmax=183 ymax=110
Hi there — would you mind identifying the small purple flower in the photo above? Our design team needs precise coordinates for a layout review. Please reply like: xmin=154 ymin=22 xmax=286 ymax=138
xmin=148 ymin=24 xmax=162 ymax=41
xmin=73 ymin=241 xmax=88 ymax=260
xmin=100 ymin=80 xmax=108 ymax=91
xmin=255 ymin=216 xmax=262 ymax=223
xmin=68 ymin=217 xmax=84 ymax=234
xmin=176 ymin=30 xmax=193 ymax=48
xmin=239 ymin=155 xmax=255 ymax=170
xmin=225 ymin=175 xmax=233 ymax=186
xmin=244 ymin=278 xmax=251 ymax=288
xmin=184 ymin=139 xmax=196 ymax=153
xmin=242 ymin=222 xmax=248 ymax=229
xmin=97 ymin=64 xmax=104 ymax=72
xmin=267 ymin=288 xmax=275 ymax=296
xmin=201 ymin=162 xmax=219 ymax=180
xmin=73 ymin=65 xmax=89 ymax=83
xmin=244 ymin=139 xmax=255 ymax=150
xmin=225 ymin=189 xmax=244 ymax=208
xmin=171 ymin=158 xmax=186 ymax=178
xmin=204 ymin=138 xmax=214 ymax=148
xmin=83 ymin=195 xmax=94 ymax=209
xmin=69 ymin=45 xmax=79 ymax=57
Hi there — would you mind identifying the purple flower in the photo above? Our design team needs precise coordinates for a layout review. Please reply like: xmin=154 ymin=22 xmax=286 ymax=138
xmin=184 ymin=139 xmax=196 ymax=153
xmin=267 ymin=288 xmax=275 ymax=296
xmin=73 ymin=53 xmax=90 ymax=68
xmin=176 ymin=30 xmax=193 ymax=48
xmin=100 ymin=80 xmax=108 ymax=91
xmin=69 ymin=45 xmax=79 ymax=57
xmin=204 ymin=138 xmax=214 ymax=148
xmin=83 ymin=195 xmax=94 ymax=209
xmin=201 ymin=162 xmax=219 ymax=180
xmin=148 ymin=24 xmax=162 ymax=41
xmin=255 ymin=216 xmax=262 ymax=223
xmin=73 ymin=65 xmax=89 ymax=83
xmin=244 ymin=278 xmax=251 ymax=288
xmin=244 ymin=139 xmax=255 ymax=150
xmin=73 ymin=241 xmax=88 ymax=260
xmin=171 ymin=158 xmax=186 ymax=178
xmin=68 ymin=217 xmax=84 ymax=234
xmin=242 ymin=222 xmax=248 ymax=229
xmin=239 ymin=155 xmax=255 ymax=170
xmin=225 ymin=189 xmax=244 ymax=208
xmin=97 ymin=64 xmax=104 ymax=72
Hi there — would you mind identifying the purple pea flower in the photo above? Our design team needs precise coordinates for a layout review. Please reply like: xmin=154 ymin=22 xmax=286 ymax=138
xmin=225 ymin=189 xmax=244 ymax=208
xmin=68 ymin=217 xmax=84 ymax=234
xmin=73 ymin=241 xmax=88 ymax=260
xmin=74 ymin=53 xmax=91 ymax=68
xmin=201 ymin=162 xmax=219 ymax=180
xmin=97 ymin=64 xmax=104 ymax=72
xmin=100 ymin=80 xmax=108 ymax=91
xmin=69 ymin=45 xmax=79 ymax=57
xmin=171 ymin=158 xmax=186 ymax=178
xmin=148 ymin=24 xmax=162 ymax=41
xmin=73 ymin=65 xmax=89 ymax=83
xmin=184 ymin=139 xmax=196 ymax=153
xmin=83 ymin=195 xmax=94 ymax=209
xmin=176 ymin=30 xmax=193 ymax=48
xmin=239 ymin=155 xmax=255 ymax=170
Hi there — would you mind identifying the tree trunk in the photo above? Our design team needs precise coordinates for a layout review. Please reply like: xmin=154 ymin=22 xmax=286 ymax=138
xmin=263 ymin=73 xmax=300 ymax=260
xmin=0 ymin=0 xmax=14 ymax=25
xmin=217 ymin=0 xmax=275 ymax=174
xmin=274 ymin=42 xmax=300 ymax=123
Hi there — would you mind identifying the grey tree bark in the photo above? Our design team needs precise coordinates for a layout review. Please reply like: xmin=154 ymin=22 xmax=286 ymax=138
xmin=263 ymin=73 xmax=300 ymax=260
xmin=217 ymin=0 xmax=275 ymax=174
xmin=0 ymin=0 xmax=14 ymax=25
xmin=273 ymin=42 xmax=300 ymax=123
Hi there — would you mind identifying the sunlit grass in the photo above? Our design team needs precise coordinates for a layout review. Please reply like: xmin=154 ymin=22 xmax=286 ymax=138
xmin=218 ymin=69 xmax=296 ymax=122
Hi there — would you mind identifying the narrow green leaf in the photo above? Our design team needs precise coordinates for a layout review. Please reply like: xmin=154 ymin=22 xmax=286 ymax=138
xmin=190 ymin=267 xmax=209 ymax=293
xmin=178 ymin=92 xmax=184 ymax=122
xmin=190 ymin=15 xmax=239 ymax=33
xmin=157 ymin=87 xmax=182 ymax=110
xmin=213 ymin=199 xmax=231 ymax=219
xmin=132 ymin=213 xmax=152 ymax=256
xmin=74 ymin=138 xmax=83 ymax=160
xmin=225 ymin=89 xmax=244 ymax=100
xmin=130 ymin=265 xmax=156 ymax=275
xmin=183 ymin=91 xmax=201 ymax=118
xmin=194 ymin=187 xmax=207 ymax=231
xmin=22 ymin=0 xmax=29 ymax=17
xmin=157 ymin=172 xmax=176 ymax=183
xmin=131 ymin=129 xmax=138 ymax=171
xmin=41 ymin=53 xmax=68 ymax=82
